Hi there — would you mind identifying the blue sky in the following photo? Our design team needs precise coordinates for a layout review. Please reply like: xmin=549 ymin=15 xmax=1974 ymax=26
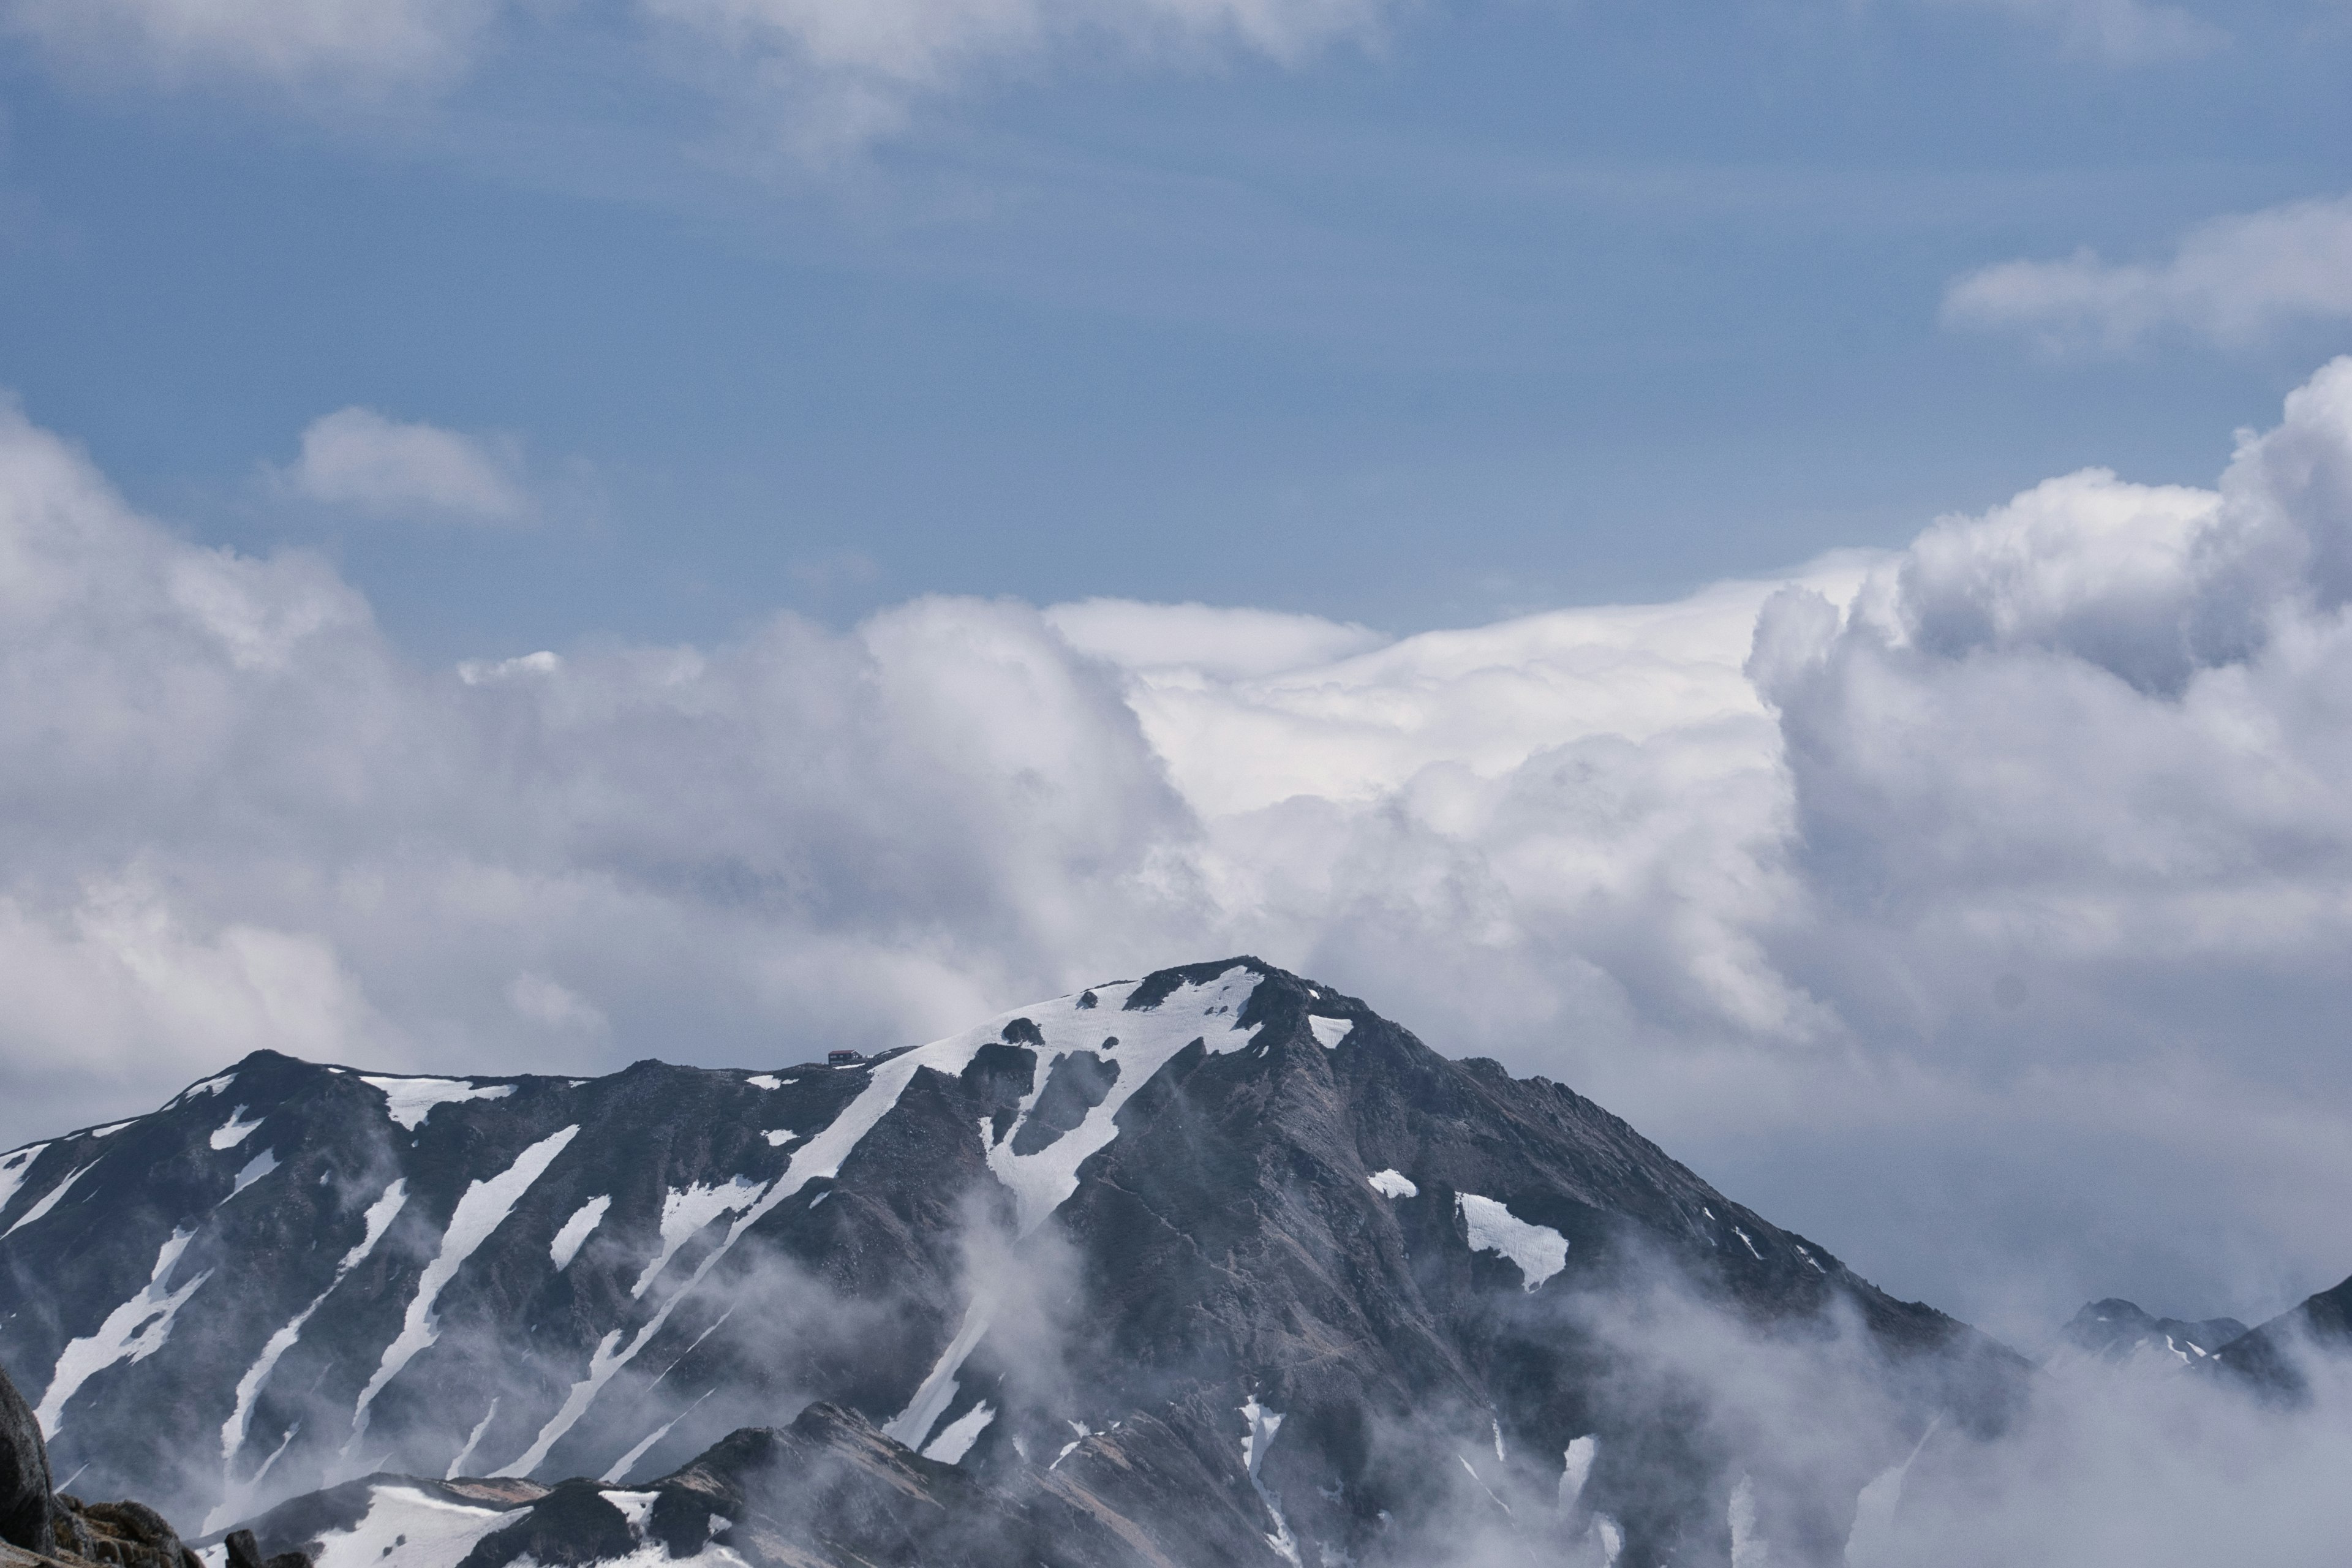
xmin=3 ymin=0 xmax=2346 ymax=657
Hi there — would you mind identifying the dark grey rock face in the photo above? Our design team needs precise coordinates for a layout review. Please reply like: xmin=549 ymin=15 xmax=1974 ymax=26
xmin=0 ymin=957 xmax=2027 ymax=1567
xmin=0 ymin=1359 xmax=56 ymax=1554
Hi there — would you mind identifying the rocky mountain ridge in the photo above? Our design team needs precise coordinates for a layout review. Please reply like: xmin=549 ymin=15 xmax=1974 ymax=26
xmin=1 ymin=957 xmax=2028 ymax=1567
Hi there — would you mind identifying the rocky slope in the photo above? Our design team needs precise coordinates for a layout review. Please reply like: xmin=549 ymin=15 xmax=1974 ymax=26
xmin=0 ymin=958 xmax=2025 ymax=1567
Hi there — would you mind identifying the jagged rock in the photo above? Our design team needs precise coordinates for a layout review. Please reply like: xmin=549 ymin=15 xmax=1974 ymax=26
xmin=0 ymin=1366 xmax=55 ymax=1555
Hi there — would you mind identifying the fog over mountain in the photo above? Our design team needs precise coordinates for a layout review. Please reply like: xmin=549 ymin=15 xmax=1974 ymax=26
xmin=6 ymin=360 xmax=2352 ymax=1341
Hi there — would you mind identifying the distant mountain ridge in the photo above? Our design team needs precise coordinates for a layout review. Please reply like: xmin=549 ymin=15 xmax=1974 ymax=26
xmin=2046 ymin=1298 xmax=2248 ymax=1377
xmin=0 ymin=958 xmax=2025 ymax=1567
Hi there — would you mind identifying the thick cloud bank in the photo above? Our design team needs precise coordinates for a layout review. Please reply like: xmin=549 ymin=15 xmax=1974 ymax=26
xmin=5 ymin=365 xmax=2352 ymax=1340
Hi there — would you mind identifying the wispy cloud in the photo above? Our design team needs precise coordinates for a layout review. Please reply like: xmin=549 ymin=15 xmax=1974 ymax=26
xmin=271 ymin=407 xmax=531 ymax=524
xmin=1944 ymin=194 xmax=2352 ymax=353
xmin=0 ymin=0 xmax=498 ymax=91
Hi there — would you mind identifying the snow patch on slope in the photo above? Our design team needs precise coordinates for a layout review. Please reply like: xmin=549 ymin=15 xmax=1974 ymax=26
xmin=5 ymin=1163 xmax=96 ymax=1237
xmin=1368 ymin=1169 xmax=1417 ymax=1199
xmin=1308 ymin=1016 xmax=1353 ymax=1048
xmin=301 ymin=1483 xmax=527 ymax=1568
xmin=1458 ymin=1193 xmax=1569 ymax=1291
xmin=0 ymin=1144 xmax=51 ymax=1223
xmin=209 ymin=1108 xmax=263 ymax=1150
xmin=886 ymin=1300 xmax=991 ymax=1451
xmin=1240 ymin=1396 xmax=1302 ymax=1567
xmin=1560 ymin=1435 xmax=1597 ymax=1512
xmin=224 ymin=1150 xmax=279 ymax=1202
xmin=35 ymin=1229 xmax=212 ymax=1437
xmin=921 ymin=1403 xmax=995 ymax=1464
xmin=360 ymin=1077 xmax=517 ymax=1131
xmin=985 ymin=968 xmax=1264 ymax=1235
xmin=549 ymin=1194 xmax=611 ymax=1271
xmin=349 ymin=1126 xmax=578 ymax=1443
xmin=630 ymin=1179 xmax=764 ymax=1299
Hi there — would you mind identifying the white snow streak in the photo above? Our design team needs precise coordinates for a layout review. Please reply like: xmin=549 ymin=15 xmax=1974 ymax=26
xmin=600 ymin=1389 xmax=710 ymax=1484
xmin=921 ymin=1403 xmax=995 ymax=1464
xmin=1367 ymin=1169 xmax=1417 ymax=1199
xmin=446 ymin=1398 xmax=500 ymax=1480
xmin=1560 ymin=1435 xmax=1597 ymax=1513
xmin=1239 ymin=1396 xmax=1302 ymax=1567
xmin=550 ymin=1194 xmax=611 ymax=1271
xmin=762 ymin=1129 xmax=799 ymax=1147
xmin=225 ymin=1149 xmax=279 ymax=1202
xmin=745 ymin=1075 xmax=782 ymax=1090
xmin=0 ymin=1144 xmax=51 ymax=1221
xmin=348 ymin=1126 xmax=579 ymax=1443
xmin=1457 ymin=1193 xmax=1569 ymax=1292
xmin=359 ymin=1077 xmax=518 ymax=1131
xmin=1307 ymin=1016 xmax=1353 ymax=1049
xmin=886 ymin=1299 xmax=992 ymax=1450
xmin=1730 ymin=1472 xmax=1765 ymax=1567
xmin=35 ymin=1229 xmax=213 ymax=1436
xmin=631 ymin=1179 xmax=764 ymax=1299
xmin=5 ymin=1163 xmax=96 ymax=1237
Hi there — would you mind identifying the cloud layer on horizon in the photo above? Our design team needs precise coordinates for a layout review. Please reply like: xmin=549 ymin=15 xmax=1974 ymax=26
xmin=4 ymin=364 xmax=2352 ymax=1343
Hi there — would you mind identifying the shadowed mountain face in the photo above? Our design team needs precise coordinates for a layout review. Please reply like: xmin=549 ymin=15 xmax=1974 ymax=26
xmin=2209 ymin=1273 xmax=2352 ymax=1399
xmin=0 ymin=959 xmax=2024 ymax=1567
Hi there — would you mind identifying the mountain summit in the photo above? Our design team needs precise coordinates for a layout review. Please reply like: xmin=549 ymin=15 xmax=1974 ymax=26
xmin=0 ymin=959 xmax=2020 ymax=1567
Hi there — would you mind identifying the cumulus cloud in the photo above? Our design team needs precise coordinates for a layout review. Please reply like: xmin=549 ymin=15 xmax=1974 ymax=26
xmin=10 ymin=365 xmax=2352 ymax=1341
xmin=272 ymin=407 xmax=531 ymax=524
xmin=0 ymin=0 xmax=497 ymax=90
xmin=1945 ymin=194 xmax=2352 ymax=353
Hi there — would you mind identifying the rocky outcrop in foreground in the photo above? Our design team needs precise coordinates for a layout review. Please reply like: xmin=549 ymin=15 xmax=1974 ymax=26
xmin=0 ymin=1363 xmax=300 ymax=1568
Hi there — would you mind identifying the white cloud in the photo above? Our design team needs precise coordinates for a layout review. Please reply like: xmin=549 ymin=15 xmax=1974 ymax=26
xmin=9 ymin=366 xmax=2352 ymax=1340
xmin=274 ymin=407 xmax=531 ymax=524
xmin=0 ymin=0 xmax=497 ymax=90
xmin=1945 ymin=194 xmax=2352 ymax=353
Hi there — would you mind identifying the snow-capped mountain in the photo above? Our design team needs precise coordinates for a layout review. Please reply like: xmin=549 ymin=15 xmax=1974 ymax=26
xmin=0 ymin=959 xmax=2023 ymax=1567
xmin=2043 ymin=1299 xmax=2248 ymax=1379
